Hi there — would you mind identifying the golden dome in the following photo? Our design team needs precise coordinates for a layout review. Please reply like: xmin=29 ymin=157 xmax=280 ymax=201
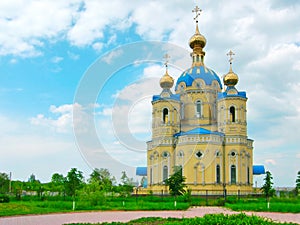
xmin=189 ymin=23 xmax=206 ymax=49
xmin=223 ymin=66 xmax=238 ymax=86
xmin=160 ymin=71 xmax=174 ymax=89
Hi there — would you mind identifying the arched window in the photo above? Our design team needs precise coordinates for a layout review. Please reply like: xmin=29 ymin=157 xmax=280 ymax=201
xmin=196 ymin=100 xmax=202 ymax=118
xmin=247 ymin=167 xmax=250 ymax=185
xmin=230 ymin=106 xmax=235 ymax=122
xmin=216 ymin=165 xmax=221 ymax=184
xmin=163 ymin=108 xmax=168 ymax=123
xmin=178 ymin=151 xmax=184 ymax=157
xmin=180 ymin=103 xmax=184 ymax=119
xmin=231 ymin=165 xmax=236 ymax=184
xmin=150 ymin=168 xmax=153 ymax=185
xmin=163 ymin=165 xmax=168 ymax=181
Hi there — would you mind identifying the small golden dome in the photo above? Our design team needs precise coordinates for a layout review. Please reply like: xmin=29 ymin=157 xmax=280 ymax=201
xmin=223 ymin=67 xmax=238 ymax=86
xmin=160 ymin=71 xmax=174 ymax=89
xmin=189 ymin=23 xmax=206 ymax=49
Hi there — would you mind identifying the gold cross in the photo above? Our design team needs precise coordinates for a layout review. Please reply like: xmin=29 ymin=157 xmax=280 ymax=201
xmin=227 ymin=50 xmax=235 ymax=64
xmin=163 ymin=53 xmax=170 ymax=67
xmin=192 ymin=6 xmax=202 ymax=22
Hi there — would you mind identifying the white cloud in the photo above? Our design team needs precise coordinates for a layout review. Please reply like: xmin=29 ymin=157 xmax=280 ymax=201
xmin=296 ymin=153 xmax=300 ymax=159
xmin=92 ymin=42 xmax=104 ymax=52
xmin=51 ymin=56 xmax=63 ymax=63
xmin=67 ymin=0 xmax=133 ymax=46
xmin=101 ymin=49 xmax=123 ymax=64
xmin=9 ymin=58 xmax=18 ymax=64
xmin=0 ymin=0 xmax=83 ymax=56
xmin=265 ymin=159 xmax=277 ymax=165
xmin=2 ymin=0 xmax=299 ymax=60
xmin=67 ymin=51 xmax=80 ymax=60
xmin=0 ymin=113 xmax=92 ymax=182
xmin=31 ymin=103 xmax=85 ymax=133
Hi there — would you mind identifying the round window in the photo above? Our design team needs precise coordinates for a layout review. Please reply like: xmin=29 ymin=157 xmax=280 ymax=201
xmin=195 ymin=151 xmax=203 ymax=158
xmin=231 ymin=151 xmax=236 ymax=157
xmin=162 ymin=151 xmax=169 ymax=158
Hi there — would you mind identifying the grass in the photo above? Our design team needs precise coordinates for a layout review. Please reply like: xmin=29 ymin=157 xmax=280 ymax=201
xmin=0 ymin=201 xmax=72 ymax=217
xmin=224 ymin=196 xmax=300 ymax=213
xmin=0 ymin=195 xmax=299 ymax=217
xmin=0 ymin=196 xmax=189 ymax=217
xmin=65 ymin=213 xmax=299 ymax=225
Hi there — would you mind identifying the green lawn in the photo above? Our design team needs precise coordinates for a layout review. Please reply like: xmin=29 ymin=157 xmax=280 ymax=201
xmin=0 ymin=196 xmax=299 ymax=217
xmin=0 ymin=196 xmax=189 ymax=217
xmin=224 ymin=197 xmax=300 ymax=213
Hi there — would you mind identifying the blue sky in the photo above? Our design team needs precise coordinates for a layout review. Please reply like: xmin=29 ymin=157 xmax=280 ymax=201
xmin=0 ymin=0 xmax=300 ymax=187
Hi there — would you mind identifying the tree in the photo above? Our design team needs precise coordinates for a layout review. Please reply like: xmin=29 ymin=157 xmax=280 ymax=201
xmin=11 ymin=180 xmax=24 ymax=200
xmin=26 ymin=174 xmax=42 ymax=196
xmin=51 ymin=173 xmax=66 ymax=195
xmin=261 ymin=171 xmax=275 ymax=202
xmin=51 ymin=173 xmax=65 ymax=185
xmin=118 ymin=171 xmax=134 ymax=196
xmin=65 ymin=168 xmax=84 ymax=198
xmin=120 ymin=171 xmax=133 ymax=186
xmin=165 ymin=167 xmax=186 ymax=197
xmin=88 ymin=168 xmax=114 ymax=192
xmin=295 ymin=171 xmax=300 ymax=196
xmin=28 ymin=174 xmax=36 ymax=183
xmin=0 ymin=173 xmax=9 ymax=194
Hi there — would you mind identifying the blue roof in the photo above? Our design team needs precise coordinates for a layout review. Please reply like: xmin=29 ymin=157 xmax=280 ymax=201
xmin=174 ymin=127 xmax=224 ymax=137
xmin=175 ymin=66 xmax=222 ymax=90
xmin=218 ymin=87 xmax=247 ymax=99
xmin=253 ymin=165 xmax=265 ymax=175
xmin=152 ymin=93 xmax=180 ymax=102
xmin=136 ymin=167 xmax=147 ymax=176
xmin=218 ymin=91 xmax=247 ymax=99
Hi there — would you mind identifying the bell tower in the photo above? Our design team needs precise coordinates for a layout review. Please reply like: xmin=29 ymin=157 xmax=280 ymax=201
xmin=217 ymin=51 xmax=253 ymax=187
xmin=147 ymin=55 xmax=180 ymax=186
xmin=218 ymin=50 xmax=247 ymax=136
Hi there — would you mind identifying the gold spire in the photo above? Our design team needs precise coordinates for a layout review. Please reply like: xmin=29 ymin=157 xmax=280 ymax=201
xmin=160 ymin=53 xmax=174 ymax=89
xmin=223 ymin=50 xmax=238 ymax=87
xmin=189 ymin=6 xmax=206 ymax=66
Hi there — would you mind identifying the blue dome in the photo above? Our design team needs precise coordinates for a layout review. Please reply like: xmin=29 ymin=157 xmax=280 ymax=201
xmin=175 ymin=66 xmax=222 ymax=90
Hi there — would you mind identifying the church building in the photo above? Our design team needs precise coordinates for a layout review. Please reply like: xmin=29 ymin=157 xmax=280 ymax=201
xmin=139 ymin=6 xmax=263 ymax=194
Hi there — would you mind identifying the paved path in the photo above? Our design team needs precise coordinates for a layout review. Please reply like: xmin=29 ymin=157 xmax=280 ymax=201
xmin=0 ymin=207 xmax=299 ymax=225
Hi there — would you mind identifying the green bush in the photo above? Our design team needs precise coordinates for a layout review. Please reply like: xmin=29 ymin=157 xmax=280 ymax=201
xmin=226 ymin=196 xmax=238 ymax=204
xmin=0 ymin=194 xmax=10 ymax=203
xmin=182 ymin=189 xmax=192 ymax=202
xmin=65 ymin=213 xmax=298 ymax=225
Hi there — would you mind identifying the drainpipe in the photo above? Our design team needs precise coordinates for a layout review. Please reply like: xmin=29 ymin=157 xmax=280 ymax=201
xmin=222 ymin=137 xmax=227 ymax=201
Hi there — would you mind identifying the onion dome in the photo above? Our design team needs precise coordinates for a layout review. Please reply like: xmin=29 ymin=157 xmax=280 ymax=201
xmin=175 ymin=65 xmax=222 ymax=91
xmin=160 ymin=70 xmax=174 ymax=89
xmin=223 ymin=67 xmax=238 ymax=86
xmin=223 ymin=50 xmax=239 ymax=87
xmin=189 ymin=24 xmax=206 ymax=49
xmin=189 ymin=7 xmax=206 ymax=67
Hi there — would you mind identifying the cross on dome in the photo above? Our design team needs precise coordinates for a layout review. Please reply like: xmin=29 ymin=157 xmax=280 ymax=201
xmin=163 ymin=53 xmax=170 ymax=68
xmin=223 ymin=50 xmax=238 ymax=86
xmin=159 ymin=53 xmax=174 ymax=90
xmin=192 ymin=6 xmax=202 ymax=23
xmin=227 ymin=50 xmax=235 ymax=64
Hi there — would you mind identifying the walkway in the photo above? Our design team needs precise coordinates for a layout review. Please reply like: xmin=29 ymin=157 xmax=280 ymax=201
xmin=0 ymin=207 xmax=299 ymax=225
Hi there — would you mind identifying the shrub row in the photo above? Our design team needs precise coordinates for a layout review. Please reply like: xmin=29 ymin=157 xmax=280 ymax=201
xmin=66 ymin=213 xmax=298 ymax=225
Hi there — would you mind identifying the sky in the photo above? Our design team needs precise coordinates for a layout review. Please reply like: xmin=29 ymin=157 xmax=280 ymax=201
xmin=0 ymin=0 xmax=300 ymax=187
